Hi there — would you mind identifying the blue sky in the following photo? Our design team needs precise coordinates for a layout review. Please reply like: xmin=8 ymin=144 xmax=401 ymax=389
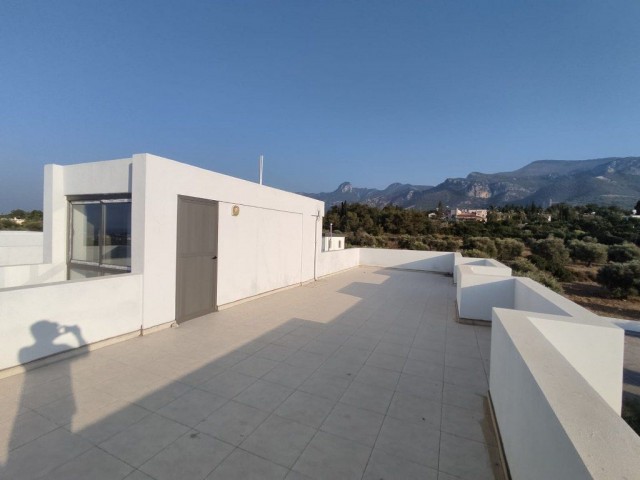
xmin=2 ymin=1 xmax=640 ymax=211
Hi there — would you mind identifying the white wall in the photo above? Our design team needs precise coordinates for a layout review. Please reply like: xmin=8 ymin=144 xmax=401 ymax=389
xmin=0 ymin=263 xmax=67 ymax=289
xmin=359 ymin=248 xmax=455 ymax=273
xmin=217 ymin=203 xmax=304 ymax=305
xmin=316 ymin=249 xmax=360 ymax=277
xmin=0 ymin=159 xmax=135 ymax=289
xmin=321 ymin=236 xmax=345 ymax=251
xmin=456 ymin=269 xmax=515 ymax=321
xmin=453 ymin=256 xmax=511 ymax=284
xmin=531 ymin=315 xmax=623 ymax=413
xmin=0 ymin=274 xmax=143 ymax=370
xmin=0 ymin=232 xmax=44 ymax=266
xmin=490 ymin=308 xmax=639 ymax=480
xmin=136 ymin=154 xmax=324 ymax=327
xmin=514 ymin=277 xmax=593 ymax=318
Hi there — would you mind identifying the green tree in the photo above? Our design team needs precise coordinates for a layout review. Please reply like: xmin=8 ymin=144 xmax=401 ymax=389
xmin=495 ymin=238 xmax=525 ymax=262
xmin=463 ymin=237 xmax=498 ymax=258
xmin=608 ymin=243 xmax=640 ymax=263
xmin=596 ymin=261 xmax=640 ymax=298
xmin=530 ymin=237 xmax=572 ymax=281
xmin=568 ymin=240 xmax=607 ymax=266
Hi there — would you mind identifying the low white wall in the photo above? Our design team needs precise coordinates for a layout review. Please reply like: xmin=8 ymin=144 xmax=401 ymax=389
xmin=453 ymin=260 xmax=511 ymax=285
xmin=359 ymin=248 xmax=455 ymax=273
xmin=0 ymin=274 xmax=143 ymax=370
xmin=514 ymin=277 xmax=594 ymax=318
xmin=0 ymin=231 xmax=44 ymax=266
xmin=456 ymin=272 xmax=593 ymax=323
xmin=453 ymin=255 xmax=510 ymax=284
xmin=0 ymin=263 xmax=67 ymax=289
xmin=317 ymin=248 xmax=360 ymax=278
xmin=322 ymin=236 xmax=345 ymax=252
xmin=490 ymin=308 xmax=639 ymax=480
xmin=456 ymin=269 xmax=515 ymax=321
xmin=531 ymin=315 xmax=623 ymax=413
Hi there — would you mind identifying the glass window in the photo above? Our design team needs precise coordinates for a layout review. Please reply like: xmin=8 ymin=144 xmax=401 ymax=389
xmin=71 ymin=203 xmax=101 ymax=263
xmin=68 ymin=198 xmax=131 ymax=277
xmin=103 ymin=202 xmax=131 ymax=267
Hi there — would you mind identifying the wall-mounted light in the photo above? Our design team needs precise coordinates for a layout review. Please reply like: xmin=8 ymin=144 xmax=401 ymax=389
xmin=232 ymin=205 xmax=240 ymax=216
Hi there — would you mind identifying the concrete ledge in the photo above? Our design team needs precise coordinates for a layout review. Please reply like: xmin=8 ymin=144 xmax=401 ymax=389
xmin=490 ymin=308 xmax=639 ymax=479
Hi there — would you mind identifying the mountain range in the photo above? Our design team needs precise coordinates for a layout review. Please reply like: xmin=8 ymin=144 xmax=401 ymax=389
xmin=301 ymin=157 xmax=640 ymax=210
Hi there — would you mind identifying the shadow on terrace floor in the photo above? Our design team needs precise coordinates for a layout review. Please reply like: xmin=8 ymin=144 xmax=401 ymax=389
xmin=0 ymin=267 xmax=502 ymax=480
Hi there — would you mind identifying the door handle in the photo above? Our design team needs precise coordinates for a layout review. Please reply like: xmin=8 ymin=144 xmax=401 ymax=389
xmin=212 ymin=256 xmax=217 ymax=260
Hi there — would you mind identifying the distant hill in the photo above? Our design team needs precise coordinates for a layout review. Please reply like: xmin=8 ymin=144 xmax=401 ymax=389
xmin=301 ymin=157 xmax=640 ymax=210
xmin=301 ymin=182 xmax=434 ymax=209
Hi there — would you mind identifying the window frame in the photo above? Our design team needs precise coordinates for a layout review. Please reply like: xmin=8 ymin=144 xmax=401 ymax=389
xmin=67 ymin=195 xmax=132 ymax=278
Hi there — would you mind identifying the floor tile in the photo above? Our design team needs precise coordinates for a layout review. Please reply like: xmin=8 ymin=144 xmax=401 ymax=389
xmin=140 ymin=430 xmax=234 ymax=480
xmin=207 ymin=448 xmax=288 ymax=480
xmin=46 ymin=446 xmax=133 ymax=480
xmin=441 ymin=403 xmax=495 ymax=445
xmin=2 ymin=409 xmax=58 ymax=451
xmin=274 ymin=391 xmax=336 ymax=428
xmin=69 ymin=401 xmax=151 ymax=444
xmin=234 ymin=379 xmax=294 ymax=412
xmin=363 ymin=448 xmax=438 ymax=480
xmin=375 ymin=416 xmax=440 ymax=469
xmin=158 ymin=389 xmax=228 ymax=427
xmin=387 ymin=391 xmax=442 ymax=428
xmin=354 ymin=365 xmax=400 ymax=390
xmin=195 ymin=400 xmax=268 ymax=445
xmin=396 ymin=373 xmax=443 ymax=402
xmin=240 ymin=414 xmax=316 ymax=468
xmin=230 ymin=356 xmax=279 ymax=378
xmin=293 ymin=431 xmax=372 ymax=480
xmin=339 ymin=381 xmax=394 ymax=414
xmin=262 ymin=363 xmax=316 ymax=389
xmin=100 ymin=414 xmax=190 ymax=467
xmin=439 ymin=432 xmax=499 ymax=480
xmin=365 ymin=352 xmax=406 ymax=372
xmin=199 ymin=371 xmax=257 ymax=399
xmin=255 ymin=344 xmax=298 ymax=362
xmin=1 ymin=427 xmax=92 ymax=480
xmin=298 ymin=373 xmax=351 ymax=401
xmin=320 ymin=403 xmax=384 ymax=447
xmin=403 ymin=358 xmax=445 ymax=381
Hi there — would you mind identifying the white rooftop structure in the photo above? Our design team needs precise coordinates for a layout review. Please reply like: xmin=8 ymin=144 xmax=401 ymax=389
xmin=0 ymin=154 xmax=638 ymax=479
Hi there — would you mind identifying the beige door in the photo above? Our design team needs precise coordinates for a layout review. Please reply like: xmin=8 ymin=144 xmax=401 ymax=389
xmin=176 ymin=196 xmax=218 ymax=323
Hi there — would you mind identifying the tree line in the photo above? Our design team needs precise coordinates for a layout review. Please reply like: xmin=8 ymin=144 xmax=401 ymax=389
xmin=0 ymin=209 xmax=43 ymax=231
xmin=324 ymin=201 xmax=640 ymax=297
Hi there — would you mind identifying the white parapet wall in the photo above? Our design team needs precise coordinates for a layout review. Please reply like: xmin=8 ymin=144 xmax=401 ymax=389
xmin=0 ymin=274 xmax=143 ymax=371
xmin=456 ymin=266 xmax=515 ymax=321
xmin=453 ymin=255 xmax=512 ymax=284
xmin=513 ymin=277 xmax=594 ymax=318
xmin=0 ymin=231 xmax=44 ymax=266
xmin=359 ymin=248 xmax=456 ymax=273
xmin=490 ymin=308 xmax=639 ymax=479
xmin=316 ymin=248 xmax=360 ymax=278
xmin=321 ymin=236 xmax=345 ymax=252
xmin=456 ymin=271 xmax=596 ymax=323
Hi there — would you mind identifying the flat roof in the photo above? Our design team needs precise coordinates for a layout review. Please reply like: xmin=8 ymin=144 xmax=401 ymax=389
xmin=0 ymin=267 xmax=502 ymax=479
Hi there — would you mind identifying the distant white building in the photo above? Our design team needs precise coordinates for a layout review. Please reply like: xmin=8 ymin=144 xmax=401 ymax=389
xmin=321 ymin=236 xmax=345 ymax=251
xmin=449 ymin=208 xmax=488 ymax=222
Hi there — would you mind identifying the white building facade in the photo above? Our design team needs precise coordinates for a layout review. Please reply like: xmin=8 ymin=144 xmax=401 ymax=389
xmin=0 ymin=154 xmax=324 ymax=369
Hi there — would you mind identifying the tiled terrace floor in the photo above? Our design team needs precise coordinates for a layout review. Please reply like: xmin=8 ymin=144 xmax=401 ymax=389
xmin=0 ymin=267 xmax=502 ymax=480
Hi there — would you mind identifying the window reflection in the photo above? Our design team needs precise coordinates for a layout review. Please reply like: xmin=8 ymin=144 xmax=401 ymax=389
xmin=68 ymin=198 xmax=131 ymax=277
xmin=103 ymin=202 xmax=131 ymax=267
xmin=71 ymin=203 xmax=101 ymax=263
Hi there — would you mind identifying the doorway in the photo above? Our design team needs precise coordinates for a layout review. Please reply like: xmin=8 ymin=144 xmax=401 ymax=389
xmin=175 ymin=196 xmax=219 ymax=323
